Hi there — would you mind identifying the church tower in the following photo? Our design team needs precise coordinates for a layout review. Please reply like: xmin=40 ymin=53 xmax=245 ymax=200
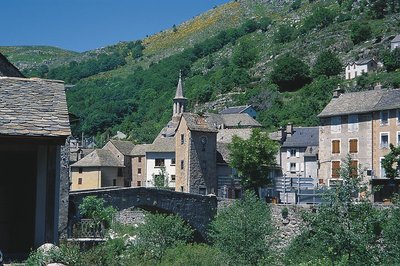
xmin=172 ymin=72 xmax=187 ymax=122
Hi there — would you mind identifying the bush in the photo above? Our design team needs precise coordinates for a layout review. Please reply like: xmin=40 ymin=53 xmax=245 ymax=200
xmin=160 ymin=244 xmax=225 ymax=266
xmin=274 ymin=25 xmax=296 ymax=44
xmin=350 ymin=22 xmax=372 ymax=44
xmin=270 ymin=54 xmax=311 ymax=91
xmin=301 ymin=7 xmax=337 ymax=32
xmin=25 ymin=244 xmax=82 ymax=266
xmin=383 ymin=48 xmax=400 ymax=72
xmin=291 ymin=0 xmax=302 ymax=10
xmin=78 ymin=196 xmax=117 ymax=228
xmin=312 ymin=50 xmax=342 ymax=77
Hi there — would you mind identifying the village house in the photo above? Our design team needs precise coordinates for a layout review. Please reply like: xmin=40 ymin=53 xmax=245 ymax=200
xmin=318 ymin=86 xmax=400 ymax=201
xmin=0 ymin=65 xmax=70 ymax=258
xmin=130 ymin=144 xmax=150 ymax=187
xmin=219 ymin=105 xmax=257 ymax=119
xmin=345 ymin=58 xmax=378 ymax=80
xmin=391 ymin=34 xmax=400 ymax=51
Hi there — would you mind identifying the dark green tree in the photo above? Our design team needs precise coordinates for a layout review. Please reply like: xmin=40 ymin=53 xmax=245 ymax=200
xmin=208 ymin=190 xmax=274 ymax=265
xmin=350 ymin=22 xmax=372 ymax=44
xmin=232 ymin=38 xmax=257 ymax=68
xmin=383 ymin=48 xmax=400 ymax=72
xmin=312 ymin=50 xmax=342 ymax=77
xmin=270 ymin=54 xmax=311 ymax=91
xmin=367 ymin=0 xmax=387 ymax=18
xmin=274 ymin=25 xmax=296 ymax=44
xmin=228 ymin=129 xmax=278 ymax=192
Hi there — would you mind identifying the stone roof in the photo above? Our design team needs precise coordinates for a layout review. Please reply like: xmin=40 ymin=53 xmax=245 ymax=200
xmin=217 ymin=128 xmax=253 ymax=143
xmin=281 ymin=127 xmax=319 ymax=148
xmin=219 ymin=105 xmax=252 ymax=115
xmin=0 ymin=77 xmax=71 ymax=139
xmin=149 ymin=136 xmax=175 ymax=152
xmin=130 ymin=144 xmax=152 ymax=156
xmin=318 ymin=89 xmax=400 ymax=117
xmin=71 ymin=149 xmax=124 ymax=168
xmin=346 ymin=58 xmax=376 ymax=66
xmin=69 ymin=148 xmax=94 ymax=163
xmin=392 ymin=35 xmax=400 ymax=43
xmin=109 ymin=140 xmax=135 ymax=155
xmin=217 ymin=142 xmax=230 ymax=164
xmin=0 ymin=53 xmax=24 ymax=78
xmin=220 ymin=113 xmax=261 ymax=128
xmin=181 ymin=113 xmax=218 ymax=133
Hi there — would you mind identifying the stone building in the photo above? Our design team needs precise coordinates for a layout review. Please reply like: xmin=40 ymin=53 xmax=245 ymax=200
xmin=345 ymin=58 xmax=378 ymax=80
xmin=391 ymin=34 xmax=400 ymax=51
xmin=130 ymin=144 xmax=150 ymax=187
xmin=318 ymin=86 xmax=400 ymax=201
xmin=175 ymin=113 xmax=218 ymax=195
xmin=0 ymin=76 xmax=70 ymax=258
xmin=103 ymin=140 xmax=135 ymax=186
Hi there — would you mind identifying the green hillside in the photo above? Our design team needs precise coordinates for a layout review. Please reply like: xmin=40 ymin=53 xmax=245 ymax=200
xmin=3 ymin=0 xmax=400 ymax=144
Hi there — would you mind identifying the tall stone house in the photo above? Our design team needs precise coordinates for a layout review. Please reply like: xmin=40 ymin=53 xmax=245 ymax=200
xmin=345 ymin=58 xmax=378 ymax=80
xmin=0 ymin=58 xmax=70 ymax=258
xmin=103 ymin=140 xmax=135 ymax=186
xmin=318 ymin=87 xmax=400 ymax=201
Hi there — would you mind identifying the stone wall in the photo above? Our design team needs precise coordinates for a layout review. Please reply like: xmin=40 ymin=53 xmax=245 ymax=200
xmin=58 ymin=137 xmax=70 ymax=239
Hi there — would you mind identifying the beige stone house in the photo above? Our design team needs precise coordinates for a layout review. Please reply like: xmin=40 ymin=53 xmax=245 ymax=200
xmin=103 ymin=140 xmax=135 ymax=186
xmin=318 ymin=87 xmax=400 ymax=201
xmin=130 ymin=144 xmax=150 ymax=187
xmin=0 ymin=74 xmax=70 ymax=258
xmin=345 ymin=58 xmax=378 ymax=80
xmin=70 ymin=149 xmax=125 ymax=190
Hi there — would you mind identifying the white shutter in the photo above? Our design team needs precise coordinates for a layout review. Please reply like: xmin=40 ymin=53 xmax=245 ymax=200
xmin=295 ymin=163 xmax=299 ymax=172
xmin=286 ymin=162 xmax=290 ymax=172
xmin=300 ymin=163 xmax=304 ymax=172
xmin=287 ymin=150 xmax=290 ymax=158
xmin=296 ymin=150 xmax=300 ymax=158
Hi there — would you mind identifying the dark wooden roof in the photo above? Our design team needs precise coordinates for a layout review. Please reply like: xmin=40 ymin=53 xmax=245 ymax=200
xmin=0 ymin=53 xmax=25 ymax=78
xmin=0 ymin=77 xmax=71 ymax=139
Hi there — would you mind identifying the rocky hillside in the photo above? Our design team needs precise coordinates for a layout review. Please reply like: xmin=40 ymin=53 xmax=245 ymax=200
xmin=2 ymin=0 xmax=400 ymax=144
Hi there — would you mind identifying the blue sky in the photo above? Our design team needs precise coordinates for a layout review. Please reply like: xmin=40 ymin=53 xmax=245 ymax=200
xmin=1 ymin=0 xmax=230 ymax=52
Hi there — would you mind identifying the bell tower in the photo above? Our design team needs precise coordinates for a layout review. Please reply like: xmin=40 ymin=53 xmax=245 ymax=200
xmin=172 ymin=71 xmax=187 ymax=122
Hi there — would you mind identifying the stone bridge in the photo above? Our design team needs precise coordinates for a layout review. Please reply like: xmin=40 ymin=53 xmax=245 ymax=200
xmin=69 ymin=187 xmax=218 ymax=240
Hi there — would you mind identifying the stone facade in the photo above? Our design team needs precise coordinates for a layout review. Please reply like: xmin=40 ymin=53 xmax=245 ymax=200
xmin=103 ymin=141 xmax=133 ymax=186
xmin=131 ymin=155 xmax=146 ymax=187
xmin=345 ymin=59 xmax=378 ymax=80
xmin=71 ymin=167 xmax=124 ymax=190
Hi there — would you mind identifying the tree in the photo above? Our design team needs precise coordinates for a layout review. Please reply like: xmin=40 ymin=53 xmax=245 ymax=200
xmin=382 ymin=195 xmax=400 ymax=264
xmin=232 ymin=38 xmax=257 ymax=68
xmin=270 ymin=54 xmax=311 ymax=91
xmin=152 ymin=166 xmax=170 ymax=188
xmin=301 ymin=7 xmax=336 ymax=32
xmin=135 ymin=212 xmax=193 ymax=261
xmin=383 ymin=48 xmax=400 ymax=72
xmin=350 ymin=22 xmax=372 ymax=44
xmin=367 ymin=0 xmax=387 ymax=18
xmin=312 ymin=50 xmax=342 ymax=77
xmin=285 ymin=156 xmax=383 ymax=265
xmin=274 ymin=25 xmax=296 ymax=44
xmin=78 ymin=196 xmax=117 ymax=228
xmin=208 ymin=190 xmax=274 ymax=265
xmin=228 ymin=128 xmax=278 ymax=193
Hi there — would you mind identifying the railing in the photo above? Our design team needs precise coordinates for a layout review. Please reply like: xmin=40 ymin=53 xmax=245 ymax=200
xmin=69 ymin=219 xmax=105 ymax=239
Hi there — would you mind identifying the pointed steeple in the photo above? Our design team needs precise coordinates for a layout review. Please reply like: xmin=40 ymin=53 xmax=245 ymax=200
xmin=174 ymin=70 xmax=186 ymax=100
xmin=172 ymin=71 xmax=188 ymax=122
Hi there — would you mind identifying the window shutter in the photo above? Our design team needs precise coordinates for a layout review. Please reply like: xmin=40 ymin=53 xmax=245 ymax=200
xmin=300 ymin=163 xmax=304 ymax=172
xmin=296 ymin=150 xmax=300 ymax=158
xmin=350 ymin=139 xmax=358 ymax=153
xmin=286 ymin=162 xmax=290 ymax=172
xmin=295 ymin=163 xmax=300 ymax=172
xmin=287 ymin=150 xmax=290 ymax=158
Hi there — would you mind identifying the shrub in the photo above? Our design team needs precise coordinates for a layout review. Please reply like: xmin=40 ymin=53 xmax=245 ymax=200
xmin=270 ymin=54 xmax=311 ymax=91
xmin=160 ymin=244 xmax=225 ymax=266
xmin=383 ymin=48 xmax=400 ymax=72
xmin=301 ymin=7 xmax=337 ymax=32
xmin=350 ymin=22 xmax=372 ymax=44
xmin=312 ymin=50 xmax=342 ymax=77
xmin=274 ymin=25 xmax=296 ymax=44
xmin=25 ymin=244 xmax=82 ymax=266
xmin=78 ymin=196 xmax=117 ymax=228
xmin=291 ymin=0 xmax=302 ymax=10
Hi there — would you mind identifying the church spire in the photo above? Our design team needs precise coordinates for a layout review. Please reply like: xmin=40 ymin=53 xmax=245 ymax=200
xmin=172 ymin=71 xmax=187 ymax=121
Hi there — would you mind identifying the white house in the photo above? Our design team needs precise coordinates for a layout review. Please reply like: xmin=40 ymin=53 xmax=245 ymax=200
xmin=345 ymin=59 xmax=378 ymax=80
xmin=391 ymin=35 xmax=400 ymax=51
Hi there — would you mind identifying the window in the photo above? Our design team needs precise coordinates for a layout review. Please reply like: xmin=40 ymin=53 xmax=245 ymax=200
xmin=332 ymin=140 xmax=340 ymax=154
xmin=171 ymin=175 xmax=176 ymax=181
xmin=348 ymin=73 xmax=350 ymax=79
xmin=348 ymin=114 xmax=358 ymax=132
xmin=79 ymin=167 xmax=83 ymax=174
xmin=138 ymin=156 xmax=142 ymax=163
xmin=113 ymin=179 xmax=117 ymax=186
xmin=137 ymin=181 xmax=141 ymax=187
xmin=355 ymin=71 xmax=357 ymax=77
xmin=397 ymin=109 xmax=400 ymax=124
xmin=290 ymin=148 xmax=297 ymax=157
xmin=180 ymin=186 xmax=184 ymax=192
xmin=78 ymin=178 xmax=82 ymax=185
xmin=380 ymin=158 xmax=386 ymax=178
xmin=331 ymin=116 xmax=341 ymax=133
xmin=381 ymin=111 xmax=389 ymax=125
xmin=180 ymin=160 xmax=184 ymax=170
xmin=138 ymin=168 xmax=142 ymax=175
xmin=380 ymin=133 xmax=389 ymax=148
xmin=155 ymin=158 xmax=165 ymax=167
xmin=332 ymin=161 xmax=341 ymax=178
xmin=171 ymin=158 xmax=176 ymax=165
xmin=350 ymin=160 xmax=358 ymax=178
xmin=180 ymin=134 xmax=185 ymax=145
xmin=199 ymin=187 xmax=207 ymax=195
xmin=290 ymin=163 xmax=296 ymax=172
xmin=349 ymin=139 xmax=358 ymax=153
xmin=353 ymin=64 xmax=356 ymax=69
xmin=118 ymin=168 xmax=123 ymax=177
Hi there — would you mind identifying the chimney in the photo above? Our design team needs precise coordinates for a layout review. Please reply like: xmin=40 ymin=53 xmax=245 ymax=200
xmin=280 ymin=126 xmax=287 ymax=143
xmin=333 ymin=86 xmax=344 ymax=98
xmin=374 ymin=82 xmax=382 ymax=90
xmin=286 ymin=123 xmax=293 ymax=135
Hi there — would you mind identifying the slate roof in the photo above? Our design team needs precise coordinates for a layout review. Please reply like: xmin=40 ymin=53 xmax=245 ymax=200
xmin=219 ymin=105 xmax=251 ymax=115
xmin=71 ymin=149 xmax=124 ymax=168
xmin=69 ymin=148 xmax=94 ymax=163
xmin=346 ymin=58 xmax=376 ymax=66
xmin=181 ymin=113 xmax=218 ymax=133
xmin=130 ymin=144 xmax=152 ymax=156
xmin=392 ymin=35 xmax=400 ymax=43
xmin=217 ymin=128 xmax=253 ymax=143
xmin=304 ymin=146 xmax=318 ymax=157
xmin=0 ymin=77 xmax=71 ymax=138
xmin=109 ymin=140 xmax=135 ymax=156
xmin=0 ymin=53 xmax=24 ymax=78
xmin=174 ymin=74 xmax=187 ymax=100
xmin=217 ymin=142 xmax=230 ymax=164
xmin=281 ymin=127 xmax=319 ymax=148
xmin=149 ymin=137 xmax=175 ymax=152
xmin=318 ymin=89 xmax=400 ymax=117
xmin=221 ymin=114 xmax=261 ymax=128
